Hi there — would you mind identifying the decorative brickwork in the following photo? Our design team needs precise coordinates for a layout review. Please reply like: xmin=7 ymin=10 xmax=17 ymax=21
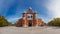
xmin=16 ymin=8 xmax=44 ymax=27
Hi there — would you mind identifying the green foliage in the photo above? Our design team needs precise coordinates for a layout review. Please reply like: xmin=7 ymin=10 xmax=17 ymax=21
xmin=48 ymin=18 xmax=60 ymax=26
xmin=0 ymin=15 xmax=9 ymax=27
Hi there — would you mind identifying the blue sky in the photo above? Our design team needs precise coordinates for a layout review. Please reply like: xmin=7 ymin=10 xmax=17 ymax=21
xmin=0 ymin=0 xmax=60 ymax=23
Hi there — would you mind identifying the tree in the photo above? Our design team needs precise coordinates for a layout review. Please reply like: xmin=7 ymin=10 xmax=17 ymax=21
xmin=0 ymin=15 xmax=9 ymax=26
xmin=48 ymin=18 xmax=60 ymax=26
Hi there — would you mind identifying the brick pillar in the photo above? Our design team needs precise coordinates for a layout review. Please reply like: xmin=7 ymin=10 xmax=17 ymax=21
xmin=36 ymin=14 xmax=38 ymax=27
xmin=33 ymin=14 xmax=38 ymax=27
xmin=23 ymin=13 xmax=28 ymax=27
xmin=32 ymin=20 xmax=37 ymax=26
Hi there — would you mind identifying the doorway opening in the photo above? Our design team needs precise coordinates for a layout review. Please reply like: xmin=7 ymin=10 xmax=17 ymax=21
xmin=28 ymin=20 xmax=32 ymax=27
xmin=18 ymin=23 xmax=22 ymax=27
xmin=19 ymin=24 xmax=22 ymax=27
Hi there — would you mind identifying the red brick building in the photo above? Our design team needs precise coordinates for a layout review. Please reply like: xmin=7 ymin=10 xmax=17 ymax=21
xmin=16 ymin=7 xmax=44 ymax=27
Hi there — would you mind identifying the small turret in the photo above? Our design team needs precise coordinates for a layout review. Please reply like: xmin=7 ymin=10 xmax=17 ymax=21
xmin=29 ymin=7 xmax=32 ymax=10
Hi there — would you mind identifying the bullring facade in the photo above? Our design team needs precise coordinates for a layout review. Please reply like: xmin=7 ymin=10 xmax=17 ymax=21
xmin=16 ymin=7 xmax=44 ymax=27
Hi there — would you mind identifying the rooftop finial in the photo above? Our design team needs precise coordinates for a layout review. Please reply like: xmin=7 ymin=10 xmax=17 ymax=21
xmin=23 ymin=11 xmax=26 ymax=13
xmin=29 ymin=7 xmax=32 ymax=10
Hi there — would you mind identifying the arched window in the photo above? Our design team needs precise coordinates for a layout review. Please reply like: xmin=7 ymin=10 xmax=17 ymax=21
xmin=27 ymin=14 xmax=33 ymax=20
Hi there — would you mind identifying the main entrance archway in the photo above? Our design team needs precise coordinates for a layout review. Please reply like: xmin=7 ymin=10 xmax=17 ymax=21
xmin=28 ymin=20 xmax=32 ymax=27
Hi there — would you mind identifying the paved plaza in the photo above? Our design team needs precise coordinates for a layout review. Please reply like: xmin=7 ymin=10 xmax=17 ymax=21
xmin=0 ymin=26 xmax=60 ymax=34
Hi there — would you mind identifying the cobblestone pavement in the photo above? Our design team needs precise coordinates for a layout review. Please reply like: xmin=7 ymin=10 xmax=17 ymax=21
xmin=0 ymin=26 xmax=60 ymax=34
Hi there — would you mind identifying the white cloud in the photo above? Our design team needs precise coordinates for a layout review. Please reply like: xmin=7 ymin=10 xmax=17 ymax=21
xmin=7 ymin=16 xmax=21 ymax=23
xmin=46 ymin=0 xmax=60 ymax=18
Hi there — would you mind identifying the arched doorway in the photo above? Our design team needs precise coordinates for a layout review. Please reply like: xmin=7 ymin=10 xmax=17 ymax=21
xmin=28 ymin=20 xmax=32 ymax=27
xmin=19 ymin=24 xmax=22 ymax=27
xmin=18 ymin=23 xmax=22 ymax=27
